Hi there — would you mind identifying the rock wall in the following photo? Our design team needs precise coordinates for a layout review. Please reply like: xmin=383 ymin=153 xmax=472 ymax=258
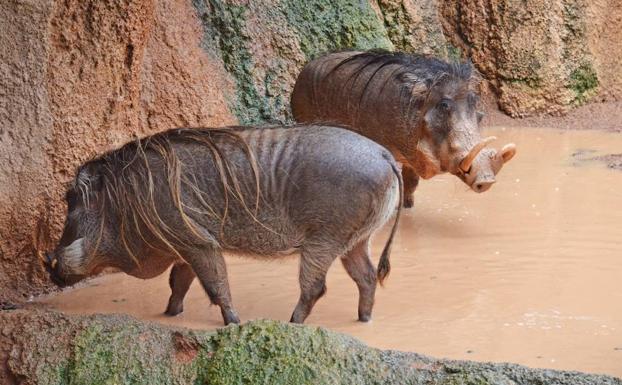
xmin=1 ymin=0 xmax=621 ymax=302
xmin=441 ymin=0 xmax=622 ymax=116
xmin=1 ymin=0 xmax=236 ymax=302
xmin=1 ymin=312 xmax=620 ymax=384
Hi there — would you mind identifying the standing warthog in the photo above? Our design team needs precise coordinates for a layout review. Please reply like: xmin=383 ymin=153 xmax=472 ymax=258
xmin=291 ymin=50 xmax=516 ymax=208
xmin=43 ymin=125 xmax=402 ymax=325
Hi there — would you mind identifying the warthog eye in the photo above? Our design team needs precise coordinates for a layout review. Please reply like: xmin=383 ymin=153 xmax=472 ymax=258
xmin=467 ymin=92 xmax=480 ymax=108
xmin=438 ymin=98 xmax=453 ymax=112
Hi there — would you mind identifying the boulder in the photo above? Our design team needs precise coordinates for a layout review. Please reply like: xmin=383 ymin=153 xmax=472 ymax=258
xmin=1 ymin=310 xmax=620 ymax=385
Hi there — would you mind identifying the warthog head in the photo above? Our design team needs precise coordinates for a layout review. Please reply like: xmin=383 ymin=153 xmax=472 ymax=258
xmin=413 ymin=72 xmax=517 ymax=192
xmin=44 ymin=164 xmax=111 ymax=287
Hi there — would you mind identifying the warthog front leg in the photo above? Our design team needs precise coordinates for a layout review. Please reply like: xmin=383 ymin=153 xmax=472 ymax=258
xmin=402 ymin=165 xmax=419 ymax=208
xmin=164 ymin=263 xmax=196 ymax=316
xmin=340 ymin=239 xmax=376 ymax=322
xmin=289 ymin=250 xmax=334 ymax=324
xmin=186 ymin=247 xmax=240 ymax=325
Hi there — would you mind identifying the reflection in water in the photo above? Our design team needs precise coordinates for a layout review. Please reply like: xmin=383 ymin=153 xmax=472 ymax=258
xmin=38 ymin=127 xmax=622 ymax=377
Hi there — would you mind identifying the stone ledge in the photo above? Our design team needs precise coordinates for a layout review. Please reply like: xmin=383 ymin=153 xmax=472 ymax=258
xmin=1 ymin=309 xmax=619 ymax=385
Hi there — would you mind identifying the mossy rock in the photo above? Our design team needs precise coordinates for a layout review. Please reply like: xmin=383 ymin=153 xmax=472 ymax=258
xmin=1 ymin=310 xmax=621 ymax=385
xmin=280 ymin=0 xmax=392 ymax=60
xmin=568 ymin=63 xmax=599 ymax=104
xmin=192 ymin=0 xmax=393 ymax=125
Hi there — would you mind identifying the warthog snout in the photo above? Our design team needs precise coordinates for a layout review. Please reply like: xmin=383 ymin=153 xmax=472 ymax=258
xmin=461 ymin=167 xmax=496 ymax=193
xmin=457 ymin=137 xmax=516 ymax=193
xmin=44 ymin=252 xmax=56 ymax=270
xmin=43 ymin=241 xmax=86 ymax=288
xmin=43 ymin=251 xmax=66 ymax=287
xmin=473 ymin=178 xmax=495 ymax=193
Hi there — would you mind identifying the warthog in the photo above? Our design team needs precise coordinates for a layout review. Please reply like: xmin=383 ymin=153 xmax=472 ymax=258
xmin=44 ymin=125 xmax=402 ymax=325
xmin=291 ymin=50 xmax=516 ymax=208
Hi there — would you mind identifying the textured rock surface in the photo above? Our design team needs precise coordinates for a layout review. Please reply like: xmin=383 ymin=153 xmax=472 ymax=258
xmin=1 ymin=310 xmax=620 ymax=385
xmin=377 ymin=0 xmax=450 ymax=56
xmin=1 ymin=0 xmax=621 ymax=302
xmin=0 ymin=0 xmax=238 ymax=302
xmin=441 ymin=0 xmax=622 ymax=117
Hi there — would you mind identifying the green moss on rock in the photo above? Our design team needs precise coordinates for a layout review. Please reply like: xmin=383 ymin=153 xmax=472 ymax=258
xmin=507 ymin=75 xmax=544 ymax=90
xmin=61 ymin=320 xmax=206 ymax=385
xmin=193 ymin=0 xmax=272 ymax=125
xmin=568 ymin=63 xmax=598 ymax=103
xmin=280 ymin=0 xmax=393 ymax=60
xmin=446 ymin=43 xmax=462 ymax=62
xmin=2 ymin=311 xmax=622 ymax=385
xmin=376 ymin=0 xmax=447 ymax=57
xmin=192 ymin=0 xmax=393 ymax=125
xmin=204 ymin=321 xmax=388 ymax=385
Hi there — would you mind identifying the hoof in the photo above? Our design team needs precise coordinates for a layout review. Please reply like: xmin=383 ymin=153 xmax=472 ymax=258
xmin=164 ymin=301 xmax=183 ymax=316
xmin=224 ymin=317 xmax=240 ymax=325
xmin=164 ymin=307 xmax=183 ymax=316
xmin=223 ymin=309 xmax=240 ymax=325
xmin=403 ymin=197 xmax=414 ymax=208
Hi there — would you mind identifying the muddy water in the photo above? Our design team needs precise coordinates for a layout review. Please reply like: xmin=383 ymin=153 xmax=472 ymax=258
xmin=37 ymin=127 xmax=622 ymax=377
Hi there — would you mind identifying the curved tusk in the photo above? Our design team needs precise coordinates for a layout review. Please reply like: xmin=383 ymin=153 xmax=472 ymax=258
xmin=500 ymin=143 xmax=517 ymax=163
xmin=460 ymin=136 xmax=497 ymax=173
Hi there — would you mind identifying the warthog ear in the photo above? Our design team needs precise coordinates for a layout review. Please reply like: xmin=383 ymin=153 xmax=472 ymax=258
xmin=76 ymin=162 xmax=103 ymax=192
xmin=402 ymin=74 xmax=432 ymax=98
xmin=74 ymin=162 xmax=103 ymax=209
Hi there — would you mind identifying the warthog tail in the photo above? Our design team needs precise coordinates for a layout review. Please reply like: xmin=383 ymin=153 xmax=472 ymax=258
xmin=377 ymin=154 xmax=403 ymax=285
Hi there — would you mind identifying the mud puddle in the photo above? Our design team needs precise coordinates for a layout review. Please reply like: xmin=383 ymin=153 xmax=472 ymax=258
xmin=37 ymin=127 xmax=622 ymax=377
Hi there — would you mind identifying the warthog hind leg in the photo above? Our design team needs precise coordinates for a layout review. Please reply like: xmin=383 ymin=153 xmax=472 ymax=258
xmin=187 ymin=247 xmax=240 ymax=325
xmin=402 ymin=165 xmax=419 ymax=208
xmin=164 ymin=263 xmax=196 ymax=316
xmin=289 ymin=249 xmax=335 ymax=323
xmin=341 ymin=238 xmax=376 ymax=322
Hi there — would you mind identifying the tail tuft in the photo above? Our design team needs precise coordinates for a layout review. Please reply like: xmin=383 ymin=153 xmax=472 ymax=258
xmin=377 ymin=154 xmax=403 ymax=286
xmin=377 ymin=247 xmax=391 ymax=285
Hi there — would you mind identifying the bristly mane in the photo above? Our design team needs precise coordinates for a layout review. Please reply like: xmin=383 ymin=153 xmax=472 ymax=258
xmin=323 ymin=50 xmax=481 ymax=123
xmin=75 ymin=127 xmax=262 ymax=265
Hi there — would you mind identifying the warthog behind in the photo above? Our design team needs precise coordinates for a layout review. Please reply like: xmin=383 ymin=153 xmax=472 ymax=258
xmin=291 ymin=50 xmax=516 ymax=208
xmin=44 ymin=126 xmax=402 ymax=325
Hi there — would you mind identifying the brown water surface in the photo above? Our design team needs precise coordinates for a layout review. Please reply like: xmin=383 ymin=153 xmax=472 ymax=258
xmin=37 ymin=127 xmax=622 ymax=377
